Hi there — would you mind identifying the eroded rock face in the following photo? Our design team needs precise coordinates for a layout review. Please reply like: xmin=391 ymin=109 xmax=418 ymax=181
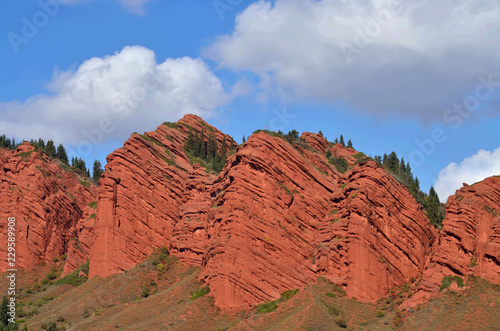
xmin=0 ymin=143 xmax=97 ymax=272
xmin=89 ymin=115 xmax=235 ymax=278
xmin=404 ymin=177 xmax=500 ymax=307
xmin=198 ymin=132 xmax=338 ymax=308
xmin=314 ymin=161 xmax=437 ymax=301
xmin=9 ymin=116 xmax=498 ymax=310
xmin=88 ymin=121 xmax=439 ymax=309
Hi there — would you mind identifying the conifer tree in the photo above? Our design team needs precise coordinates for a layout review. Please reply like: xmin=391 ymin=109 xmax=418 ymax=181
xmin=56 ymin=144 xmax=69 ymax=164
xmin=45 ymin=139 xmax=56 ymax=158
xmin=242 ymin=135 xmax=246 ymax=144
xmin=334 ymin=137 xmax=339 ymax=144
xmin=38 ymin=138 xmax=45 ymax=150
xmin=0 ymin=296 xmax=8 ymax=326
xmin=339 ymin=135 xmax=345 ymax=147
xmin=347 ymin=139 xmax=353 ymax=149
xmin=93 ymin=160 xmax=104 ymax=182
xmin=199 ymin=127 xmax=206 ymax=158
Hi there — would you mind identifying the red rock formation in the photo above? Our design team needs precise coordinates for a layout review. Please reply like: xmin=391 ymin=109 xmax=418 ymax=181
xmin=89 ymin=115 xmax=235 ymax=278
xmin=62 ymin=204 xmax=97 ymax=276
xmin=404 ymin=176 xmax=500 ymax=308
xmin=314 ymin=161 xmax=437 ymax=301
xmin=0 ymin=143 xmax=97 ymax=272
xmin=88 ymin=120 xmax=439 ymax=309
xmin=198 ymin=132 xmax=338 ymax=308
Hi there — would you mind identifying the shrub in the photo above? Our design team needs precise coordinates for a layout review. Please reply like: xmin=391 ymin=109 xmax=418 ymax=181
xmin=328 ymin=306 xmax=341 ymax=316
xmin=141 ymin=286 xmax=150 ymax=298
xmin=325 ymin=292 xmax=336 ymax=298
xmin=280 ymin=289 xmax=299 ymax=301
xmin=256 ymin=289 xmax=299 ymax=314
xmin=87 ymin=201 xmax=97 ymax=209
xmin=190 ymin=286 xmax=211 ymax=300
xmin=335 ymin=317 xmax=347 ymax=328
xmin=163 ymin=122 xmax=178 ymax=129
xmin=376 ymin=311 xmax=385 ymax=317
xmin=439 ymin=275 xmax=464 ymax=292
xmin=80 ymin=181 xmax=90 ymax=187
xmin=256 ymin=300 xmax=279 ymax=313
xmin=55 ymin=260 xmax=89 ymax=287
xmin=329 ymin=156 xmax=349 ymax=173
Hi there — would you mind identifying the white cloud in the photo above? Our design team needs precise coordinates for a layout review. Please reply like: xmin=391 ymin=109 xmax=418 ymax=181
xmin=204 ymin=0 xmax=500 ymax=122
xmin=0 ymin=46 xmax=230 ymax=153
xmin=435 ymin=148 xmax=500 ymax=201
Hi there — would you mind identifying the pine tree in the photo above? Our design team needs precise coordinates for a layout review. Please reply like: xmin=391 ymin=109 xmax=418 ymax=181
xmin=318 ymin=130 xmax=323 ymax=137
xmin=93 ymin=160 xmax=103 ymax=182
xmin=0 ymin=296 xmax=8 ymax=326
xmin=199 ymin=127 xmax=206 ymax=158
xmin=207 ymin=133 xmax=216 ymax=160
xmin=185 ymin=129 xmax=196 ymax=153
xmin=56 ymin=144 xmax=69 ymax=164
xmin=339 ymin=135 xmax=345 ymax=147
xmin=415 ymin=177 xmax=420 ymax=191
xmin=347 ymin=139 xmax=353 ymax=149
xmin=242 ymin=135 xmax=246 ymax=144
xmin=45 ymin=140 xmax=56 ymax=158
xmin=425 ymin=186 xmax=443 ymax=226
xmin=38 ymin=138 xmax=45 ymax=150
xmin=334 ymin=137 xmax=339 ymax=144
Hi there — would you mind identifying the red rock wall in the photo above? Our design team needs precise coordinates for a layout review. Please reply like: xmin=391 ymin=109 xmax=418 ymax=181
xmin=404 ymin=176 xmax=500 ymax=307
xmin=314 ymin=161 xmax=437 ymax=301
xmin=0 ymin=143 xmax=96 ymax=272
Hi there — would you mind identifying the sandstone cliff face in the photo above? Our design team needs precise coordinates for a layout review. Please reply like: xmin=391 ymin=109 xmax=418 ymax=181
xmin=404 ymin=176 xmax=500 ymax=307
xmin=314 ymin=161 xmax=437 ymax=301
xmin=0 ymin=143 xmax=97 ymax=272
xmin=87 ymin=120 xmax=440 ymax=309
xmin=89 ymin=115 xmax=235 ymax=278
xmin=9 ymin=116 xmax=497 ymax=311
xmin=197 ymin=132 xmax=339 ymax=308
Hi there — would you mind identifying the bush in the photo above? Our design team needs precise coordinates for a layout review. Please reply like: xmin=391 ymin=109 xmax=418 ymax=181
xmin=329 ymin=156 xmax=349 ymax=173
xmin=55 ymin=260 xmax=89 ymax=287
xmin=87 ymin=201 xmax=97 ymax=209
xmin=335 ymin=317 xmax=347 ymax=328
xmin=376 ymin=311 xmax=385 ymax=317
xmin=256 ymin=300 xmax=279 ymax=313
xmin=325 ymin=292 xmax=336 ymax=298
xmin=190 ymin=286 xmax=210 ymax=300
xmin=256 ymin=289 xmax=299 ymax=314
xmin=80 ymin=181 xmax=90 ymax=187
xmin=141 ymin=285 xmax=150 ymax=298
xmin=328 ymin=306 xmax=341 ymax=316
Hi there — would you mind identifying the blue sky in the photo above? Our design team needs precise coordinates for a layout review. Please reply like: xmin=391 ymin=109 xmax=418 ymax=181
xmin=1 ymin=0 xmax=500 ymax=201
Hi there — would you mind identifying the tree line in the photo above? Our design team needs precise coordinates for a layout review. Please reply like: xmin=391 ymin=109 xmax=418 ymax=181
xmin=374 ymin=151 xmax=444 ymax=226
xmin=0 ymin=134 xmax=103 ymax=183
xmin=184 ymin=127 xmax=236 ymax=173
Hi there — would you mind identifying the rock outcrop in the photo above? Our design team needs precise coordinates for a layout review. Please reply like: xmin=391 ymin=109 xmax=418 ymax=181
xmin=314 ymin=161 xmax=437 ymax=301
xmin=0 ymin=143 xmax=97 ymax=272
xmin=404 ymin=176 xmax=500 ymax=307
xmin=88 ymin=120 xmax=438 ymax=309
xmin=6 ymin=115 xmax=498 ymax=311
xmin=89 ymin=115 xmax=235 ymax=278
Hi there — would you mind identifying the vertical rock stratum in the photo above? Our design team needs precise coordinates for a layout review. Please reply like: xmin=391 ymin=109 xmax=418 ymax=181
xmin=0 ymin=143 xmax=97 ymax=272
xmin=87 ymin=115 xmax=441 ymax=309
xmin=404 ymin=176 xmax=500 ymax=307
xmin=2 ymin=115 xmax=498 ymax=311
